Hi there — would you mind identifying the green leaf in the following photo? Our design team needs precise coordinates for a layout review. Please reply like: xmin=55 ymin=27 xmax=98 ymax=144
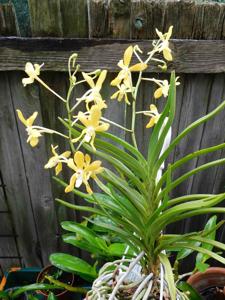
xmin=47 ymin=292 xmax=57 ymax=300
xmin=159 ymin=253 xmax=176 ymax=300
xmin=177 ymin=281 xmax=202 ymax=300
xmin=176 ymin=241 xmax=200 ymax=260
xmin=154 ymin=99 xmax=225 ymax=175
xmin=195 ymin=215 xmax=217 ymax=268
xmin=50 ymin=253 xmax=97 ymax=282
xmin=148 ymin=71 xmax=176 ymax=168
xmin=158 ymin=159 xmax=225 ymax=204
xmin=61 ymin=221 xmax=108 ymax=251
xmin=11 ymin=284 xmax=61 ymax=298
xmin=150 ymin=194 xmax=225 ymax=238
xmin=156 ymin=143 xmax=225 ymax=196
xmin=62 ymin=234 xmax=107 ymax=257
xmin=56 ymin=198 xmax=103 ymax=215
xmin=195 ymin=261 xmax=209 ymax=273
xmin=108 ymin=243 xmax=133 ymax=257
xmin=0 ymin=291 xmax=9 ymax=300
xmin=168 ymin=243 xmax=225 ymax=265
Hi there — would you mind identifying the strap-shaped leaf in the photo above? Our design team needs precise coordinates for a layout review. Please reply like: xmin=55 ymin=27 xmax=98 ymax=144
xmin=147 ymin=72 xmax=176 ymax=166
xmin=155 ymin=142 xmax=225 ymax=197
xmin=159 ymin=253 xmax=176 ymax=300
xmin=149 ymin=72 xmax=176 ymax=177
xmin=102 ymin=169 xmax=148 ymax=215
xmin=168 ymin=194 xmax=213 ymax=207
xmin=11 ymin=284 xmax=62 ymax=298
xmin=173 ymin=207 xmax=225 ymax=222
xmin=154 ymin=99 xmax=225 ymax=173
xmin=167 ymin=243 xmax=225 ymax=265
xmin=157 ymin=158 xmax=225 ymax=203
xmin=61 ymin=221 xmax=108 ymax=251
xmin=56 ymin=198 xmax=103 ymax=215
xmin=149 ymin=194 xmax=225 ymax=238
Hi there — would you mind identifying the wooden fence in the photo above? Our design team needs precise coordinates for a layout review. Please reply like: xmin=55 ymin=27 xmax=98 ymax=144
xmin=0 ymin=0 xmax=225 ymax=273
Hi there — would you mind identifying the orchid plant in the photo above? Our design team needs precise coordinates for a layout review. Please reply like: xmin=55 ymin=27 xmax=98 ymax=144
xmin=17 ymin=26 xmax=225 ymax=300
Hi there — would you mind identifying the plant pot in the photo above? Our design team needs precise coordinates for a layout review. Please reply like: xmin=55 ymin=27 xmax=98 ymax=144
xmin=187 ymin=267 xmax=225 ymax=299
xmin=0 ymin=267 xmax=42 ymax=300
xmin=36 ymin=265 xmax=75 ymax=299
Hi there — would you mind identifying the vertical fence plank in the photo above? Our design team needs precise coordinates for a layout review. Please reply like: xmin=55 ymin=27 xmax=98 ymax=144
xmin=0 ymin=186 xmax=7 ymax=211
xmin=0 ymin=3 xmax=19 ymax=36
xmin=169 ymin=74 xmax=213 ymax=240
xmin=88 ymin=0 xmax=109 ymax=38
xmin=60 ymin=0 xmax=88 ymax=37
xmin=184 ymin=74 xmax=225 ymax=232
xmin=201 ymin=3 xmax=223 ymax=40
xmin=108 ymin=0 xmax=131 ymax=38
xmin=28 ymin=0 xmax=62 ymax=37
xmin=131 ymin=0 xmax=149 ymax=40
xmin=0 ymin=72 xmax=41 ymax=266
xmin=164 ymin=1 xmax=195 ymax=38
xmin=38 ymin=72 xmax=79 ymax=256
xmin=10 ymin=72 xmax=59 ymax=265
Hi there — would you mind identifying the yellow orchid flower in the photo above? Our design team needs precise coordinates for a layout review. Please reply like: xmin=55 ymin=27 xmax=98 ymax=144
xmin=22 ymin=62 xmax=43 ymax=87
xmin=156 ymin=26 xmax=173 ymax=61
xmin=16 ymin=109 xmax=54 ymax=147
xmin=153 ymin=79 xmax=170 ymax=99
xmin=65 ymin=151 xmax=103 ymax=194
xmin=77 ymin=70 xmax=107 ymax=109
xmin=153 ymin=76 xmax=180 ymax=99
xmin=111 ymin=83 xmax=132 ymax=105
xmin=111 ymin=46 xmax=147 ymax=88
xmin=72 ymin=105 xmax=109 ymax=150
xmin=17 ymin=109 xmax=40 ymax=147
xmin=145 ymin=105 xmax=161 ymax=128
xmin=44 ymin=145 xmax=71 ymax=175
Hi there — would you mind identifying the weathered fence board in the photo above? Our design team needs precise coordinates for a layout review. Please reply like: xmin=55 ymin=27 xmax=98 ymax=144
xmin=1 ymin=38 xmax=225 ymax=73
xmin=0 ymin=3 xmax=19 ymax=36
xmin=0 ymin=72 xmax=41 ymax=267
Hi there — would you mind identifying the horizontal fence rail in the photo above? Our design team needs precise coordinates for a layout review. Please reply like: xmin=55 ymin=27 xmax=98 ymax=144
xmin=1 ymin=37 xmax=225 ymax=73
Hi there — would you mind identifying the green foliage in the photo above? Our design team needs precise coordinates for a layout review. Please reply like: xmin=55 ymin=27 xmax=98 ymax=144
xmin=50 ymin=253 xmax=97 ymax=282
xmin=177 ymin=282 xmax=202 ymax=300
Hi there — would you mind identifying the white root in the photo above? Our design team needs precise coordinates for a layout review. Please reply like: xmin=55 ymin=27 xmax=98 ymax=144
xmin=109 ymin=251 xmax=145 ymax=300
xmin=142 ymin=279 xmax=153 ymax=300
xmin=160 ymin=263 xmax=164 ymax=300
xmin=131 ymin=274 xmax=153 ymax=300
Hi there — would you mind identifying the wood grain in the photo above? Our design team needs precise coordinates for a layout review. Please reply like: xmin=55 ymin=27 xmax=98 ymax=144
xmin=0 ymin=72 xmax=41 ymax=266
xmin=28 ymin=0 xmax=62 ymax=37
xmin=0 ymin=237 xmax=21 ymax=271
xmin=60 ymin=0 xmax=88 ymax=38
xmin=0 ymin=3 xmax=19 ymax=36
xmin=1 ymin=37 xmax=225 ymax=73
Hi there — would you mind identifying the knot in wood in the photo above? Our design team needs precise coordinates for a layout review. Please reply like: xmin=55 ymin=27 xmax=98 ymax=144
xmin=134 ymin=17 xmax=144 ymax=30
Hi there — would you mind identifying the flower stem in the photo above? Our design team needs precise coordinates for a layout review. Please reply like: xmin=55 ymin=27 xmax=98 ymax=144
xmin=101 ymin=117 xmax=132 ymax=132
xmin=36 ymin=77 xmax=67 ymax=103
xmin=45 ymin=275 xmax=87 ymax=294
xmin=66 ymin=84 xmax=76 ymax=152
